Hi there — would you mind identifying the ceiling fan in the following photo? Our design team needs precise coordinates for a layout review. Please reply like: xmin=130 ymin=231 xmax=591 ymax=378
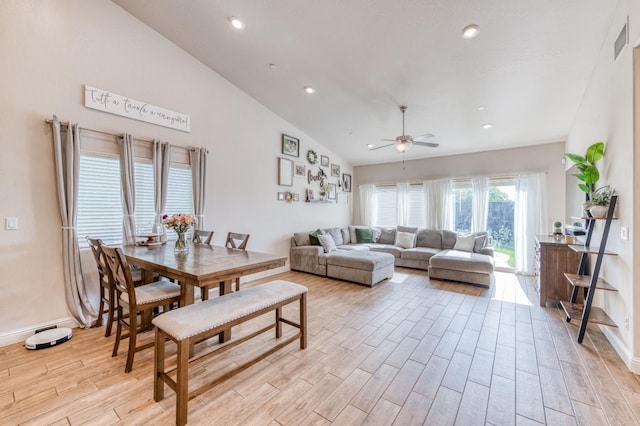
xmin=370 ymin=105 xmax=439 ymax=153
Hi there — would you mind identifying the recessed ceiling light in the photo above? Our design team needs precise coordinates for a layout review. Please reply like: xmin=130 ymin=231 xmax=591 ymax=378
xmin=482 ymin=123 xmax=493 ymax=129
xmin=269 ymin=63 xmax=277 ymax=69
xmin=367 ymin=144 xmax=374 ymax=148
xmin=304 ymin=86 xmax=316 ymax=94
xmin=229 ymin=16 xmax=245 ymax=30
xmin=462 ymin=24 xmax=480 ymax=39
xmin=477 ymin=105 xmax=486 ymax=110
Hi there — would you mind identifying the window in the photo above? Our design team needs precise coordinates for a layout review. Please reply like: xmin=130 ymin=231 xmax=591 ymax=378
xmin=77 ymin=154 xmax=123 ymax=245
xmin=77 ymin=152 xmax=194 ymax=247
xmin=406 ymin=184 xmax=425 ymax=228
xmin=451 ymin=183 xmax=472 ymax=233
xmin=373 ymin=185 xmax=397 ymax=226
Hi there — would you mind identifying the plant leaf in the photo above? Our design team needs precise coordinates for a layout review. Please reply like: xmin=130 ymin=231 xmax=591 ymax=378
xmin=578 ymin=183 xmax=590 ymax=193
xmin=565 ymin=153 xmax=586 ymax=164
xmin=582 ymin=165 xmax=600 ymax=184
xmin=573 ymin=174 xmax=586 ymax=182
xmin=586 ymin=142 xmax=605 ymax=163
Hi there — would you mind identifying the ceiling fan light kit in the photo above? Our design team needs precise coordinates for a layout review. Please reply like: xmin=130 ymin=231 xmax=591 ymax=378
xmin=370 ymin=105 xmax=439 ymax=153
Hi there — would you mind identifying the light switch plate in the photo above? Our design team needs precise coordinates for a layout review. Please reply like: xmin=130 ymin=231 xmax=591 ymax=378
xmin=5 ymin=217 xmax=17 ymax=230
xmin=621 ymin=226 xmax=629 ymax=240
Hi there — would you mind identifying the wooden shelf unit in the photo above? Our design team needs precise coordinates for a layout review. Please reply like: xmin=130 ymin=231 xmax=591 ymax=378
xmin=560 ymin=195 xmax=618 ymax=343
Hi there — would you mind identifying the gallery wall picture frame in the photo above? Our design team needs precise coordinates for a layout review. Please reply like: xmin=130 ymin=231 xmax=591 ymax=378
xmin=295 ymin=163 xmax=306 ymax=176
xmin=320 ymin=155 xmax=329 ymax=167
xmin=278 ymin=157 xmax=293 ymax=186
xmin=306 ymin=188 xmax=315 ymax=201
xmin=331 ymin=164 xmax=340 ymax=177
xmin=342 ymin=173 xmax=352 ymax=192
xmin=282 ymin=134 xmax=299 ymax=157
xmin=294 ymin=193 xmax=300 ymax=202
xmin=327 ymin=183 xmax=337 ymax=200
xmin=277 ymin=192 xmax=285 ymax=201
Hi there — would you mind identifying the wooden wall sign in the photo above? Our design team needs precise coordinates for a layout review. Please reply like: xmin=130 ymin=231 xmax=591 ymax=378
xmin=84 ymin=85 xmax=190 ymax=132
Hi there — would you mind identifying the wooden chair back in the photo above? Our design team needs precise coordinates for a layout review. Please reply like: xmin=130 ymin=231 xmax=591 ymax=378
xmin=193 ymin=230 xmax=214 ymax=245
xmin=226 ymin=232 xmax=250 ymax=250
xmin=86 ymin=237 xmax=107 ymax=276
xmin=101 ymin=245 xmax=137 ymax=308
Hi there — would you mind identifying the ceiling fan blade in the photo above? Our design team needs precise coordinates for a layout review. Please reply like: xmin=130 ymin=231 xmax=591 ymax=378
xmin=413 ymin=141 xmax=440 ymax=148
xmin=412 ymin=133 xmax=435 ymax=140
xmin=380 ymin=138 xmax=397 ymax=142
xmin=369 ymin=143 xmax=395 ymax=151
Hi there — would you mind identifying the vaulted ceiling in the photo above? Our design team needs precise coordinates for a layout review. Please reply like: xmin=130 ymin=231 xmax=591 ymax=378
xmin=113 ymin=0 xmax=617 ymax=165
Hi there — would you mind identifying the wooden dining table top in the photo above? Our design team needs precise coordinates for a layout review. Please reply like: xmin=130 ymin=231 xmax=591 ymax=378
xmin=120 ymin=243 xmax=287 ymax=288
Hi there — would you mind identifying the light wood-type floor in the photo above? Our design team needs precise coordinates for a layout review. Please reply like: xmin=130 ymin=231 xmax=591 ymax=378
xmin=2 ymin=269 xmax=640 ymax=425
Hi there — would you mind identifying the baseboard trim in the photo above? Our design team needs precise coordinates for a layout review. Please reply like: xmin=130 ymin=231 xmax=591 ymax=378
xmin=0 ymin=317 xmax=79 ymax=348
xmin=601 ymin=326 xmax=640 ymax=374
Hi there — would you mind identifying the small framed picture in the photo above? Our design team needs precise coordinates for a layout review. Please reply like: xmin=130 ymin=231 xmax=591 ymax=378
xmin=277 ymin=192 xmax=285 ymax=201
xmin=331 ymin=164 xmax=340 ymax=177
xmin=306 ymin=188 xmax=314 ymax=201
xmin=320 ymin=155 xmax=329 ymax=167
xmin=327 ymin=183 xmax=337 ymax=200
xmin=295 ymin=163 xmax=306 ymax=176
xmin=294 ymin=193 xmax=300 ymax=202
xmin=282 ymin=134 xmax=299 ymax=157
xmin=278 ymin=157 xmax=293 ymax=186
xmin=342 ymin=173 xmax=352 ymax=192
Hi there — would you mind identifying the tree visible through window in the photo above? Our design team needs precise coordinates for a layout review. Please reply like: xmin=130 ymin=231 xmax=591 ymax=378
xmin=488 ymin=183 xmax=515 ymax=268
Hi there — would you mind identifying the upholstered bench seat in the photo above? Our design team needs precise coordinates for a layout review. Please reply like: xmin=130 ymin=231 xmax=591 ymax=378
xmin=153 ymin=280 xmax=308 ymax=426
xmin=326 ymin=250 xmax=394 ymax=287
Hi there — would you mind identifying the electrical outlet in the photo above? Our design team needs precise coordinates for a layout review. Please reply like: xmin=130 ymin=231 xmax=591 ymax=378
xmin=621 ymin=226 xmax=629 ymax=240
xmin=5 ymin=217 xmax=17 ymax=230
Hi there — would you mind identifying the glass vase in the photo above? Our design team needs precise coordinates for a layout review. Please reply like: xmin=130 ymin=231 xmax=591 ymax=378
xmin=174 ymin=231 xmax=189 ymax=254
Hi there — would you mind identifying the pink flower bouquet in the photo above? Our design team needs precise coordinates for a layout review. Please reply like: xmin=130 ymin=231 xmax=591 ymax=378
xmin=162 ymin=213 xmax=196 ymax=234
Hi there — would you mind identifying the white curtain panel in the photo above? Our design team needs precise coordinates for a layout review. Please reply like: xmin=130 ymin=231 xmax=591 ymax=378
xmin=190 ymin=147 xmax=208 ymax=230
xmin=359 ymin=184 xmax=375 ymax=226
xmin=51 ymin=121 xmax=98 ymax=327
xmin=472 ymin=177 xmax=489 ymax=232
xmin=515 ymin=172 xmax=547 ymax=275
xmin=396 ymin=182 xmax=409 ymax=226
xmin=153 ymin=140 xmax=171 ymax=229
xmin=430 ymin=180 xmax=453 ymax=229
xmin=118 ymin=134 xmax=136 ymax=245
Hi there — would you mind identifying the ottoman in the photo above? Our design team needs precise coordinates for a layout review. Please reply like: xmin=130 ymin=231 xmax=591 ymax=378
xmin=326 ymin=250 xmax=395 ymax=287
xmin=429 ymin=249 xmax=494 ymax=287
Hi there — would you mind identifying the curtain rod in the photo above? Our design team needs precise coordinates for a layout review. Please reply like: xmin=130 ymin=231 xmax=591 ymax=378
xmin=357 ymin=172 xmax=549 ymax=187
xmin=45 ymin=115 xmax=204 ymax=152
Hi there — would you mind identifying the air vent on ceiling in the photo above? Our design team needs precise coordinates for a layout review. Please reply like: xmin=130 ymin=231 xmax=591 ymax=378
xmin=614 ymin=17 xmax=629 ymax=61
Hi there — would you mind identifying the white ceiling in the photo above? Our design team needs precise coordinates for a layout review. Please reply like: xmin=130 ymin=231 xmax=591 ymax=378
xmin=113 ymin=0 xmax=617 ymax=166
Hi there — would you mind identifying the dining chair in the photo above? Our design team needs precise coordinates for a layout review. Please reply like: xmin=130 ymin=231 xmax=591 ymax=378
xmin=86 ymin=237 xmax=115 ymax=337
xmin=194 ymin=229 xmax=215 ymax=300
xmin=192 ymin=229 xmax=214 ymax=245
xmin=226 ymin=232 xmax=250 ymax=291
xmin=87 ymin=237 xmax=149 ymax=337
xmin=101 ymin=244 xmax=181 ymax=373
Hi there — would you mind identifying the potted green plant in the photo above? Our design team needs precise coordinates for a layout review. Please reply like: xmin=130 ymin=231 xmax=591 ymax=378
xmin=553 ymin=221 xmax=563 ymax=236
xmin=584 ymin=185 xmax=615 ymax=218
xmin=565 ymin=141 xmax=605 ymax=199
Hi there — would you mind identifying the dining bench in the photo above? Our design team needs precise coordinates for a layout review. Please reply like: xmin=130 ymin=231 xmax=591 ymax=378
xmin=152 ymin=279 xmax=308 ymax=426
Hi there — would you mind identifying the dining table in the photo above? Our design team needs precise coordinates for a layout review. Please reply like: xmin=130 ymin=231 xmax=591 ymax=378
xmin=120 ymin=243 xmax=287 ymax=343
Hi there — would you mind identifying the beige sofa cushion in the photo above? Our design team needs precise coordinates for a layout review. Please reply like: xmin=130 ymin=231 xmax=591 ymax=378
xmin=327 ymin=250 xmax=395 ymax=271
xmin=401 ymin=247 xmax=441 ymax=261
xmin=429 ymin=249 xmax=494 ymax=274
xmin=368 ymin=244 xmax=403 ymax=258
xmin=416 ymin=229 xmax=442 ymax=249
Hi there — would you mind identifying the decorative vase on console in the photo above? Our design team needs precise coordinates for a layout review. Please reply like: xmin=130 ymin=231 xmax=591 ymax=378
xmin=162 ymin=213 xmax=196 ymax=254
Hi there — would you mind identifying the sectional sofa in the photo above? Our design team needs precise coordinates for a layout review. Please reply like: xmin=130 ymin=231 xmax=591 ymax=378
xmin=290 ymin=225 xmax=495 ymax=287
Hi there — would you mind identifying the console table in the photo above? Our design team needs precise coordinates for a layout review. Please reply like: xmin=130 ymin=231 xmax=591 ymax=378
xmin=535 ymin=235 xmax=580 ymax=306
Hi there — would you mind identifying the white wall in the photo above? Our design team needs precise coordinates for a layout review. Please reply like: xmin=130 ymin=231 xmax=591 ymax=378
xmin=565 ymin=0 xmax=640 ymax=371
xmin=0 ymin=0 xmax=351 ymax=345
xmin=353 ymin=142 xmax=567 ymax=231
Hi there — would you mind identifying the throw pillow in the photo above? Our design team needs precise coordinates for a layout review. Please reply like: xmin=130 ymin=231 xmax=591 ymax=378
xmin=378 ymin=227 xmax=396 ymax=245
xmin=355 ymin=227 xmax=374 ymax=243
xmin=309 ymin=229 xmax=324 ymax=246
xmin=325 ymin=227 xmax=344 ymax=246
xmin=395 ymin=231 xmax=417 ymax=249
xmin=341 ymin=228 xmax=351 ymax=244
xmin=318 ymin=234 xmax=337 ymax=253
xmin=454 ymin=233 xmax=476 ymax=252
xmin=473 ymin=233 xmax=487 ymax=252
